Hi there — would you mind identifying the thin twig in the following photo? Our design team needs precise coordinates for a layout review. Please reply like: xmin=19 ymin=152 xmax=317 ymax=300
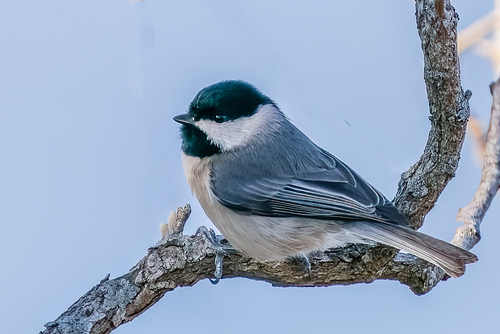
xmin=452 ymin=77 xmax=500 ymax=249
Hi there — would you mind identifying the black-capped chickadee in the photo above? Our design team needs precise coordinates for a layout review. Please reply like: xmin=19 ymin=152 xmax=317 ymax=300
xmin=174 ymin=80 xmax=477 ymax=278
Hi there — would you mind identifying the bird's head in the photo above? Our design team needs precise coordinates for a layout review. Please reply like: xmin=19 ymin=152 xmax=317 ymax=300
xmin=174 ymin=80 xmax=282 ymax=158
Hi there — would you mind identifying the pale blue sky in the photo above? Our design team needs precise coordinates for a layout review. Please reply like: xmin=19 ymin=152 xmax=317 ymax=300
xmin=1 ymin=1 xmax=498 ymax=333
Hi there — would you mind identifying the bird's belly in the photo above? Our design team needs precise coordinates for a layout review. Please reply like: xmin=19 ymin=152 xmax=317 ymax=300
xmin=204 ymin=205 xmax=367 ymax=260
xmin=181 ymin=153 xmax=365 ymax=260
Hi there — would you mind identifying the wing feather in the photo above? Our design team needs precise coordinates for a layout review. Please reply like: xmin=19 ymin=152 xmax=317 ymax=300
xmin=212 ymin=151 xmax=410 ymax=227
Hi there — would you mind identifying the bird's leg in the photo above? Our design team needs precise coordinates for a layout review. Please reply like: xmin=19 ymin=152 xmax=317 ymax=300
xmin=196 ymin=226 xmax=237 ymax=284
xmin=290 ymin=254 xmax=312 ymax=279
xmin=302 ymin=255 xmax=312 ymax=278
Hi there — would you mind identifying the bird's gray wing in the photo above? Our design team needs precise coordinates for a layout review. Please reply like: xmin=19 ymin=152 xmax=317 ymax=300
xmin=211 ymin=151 xmax=410 ymax=227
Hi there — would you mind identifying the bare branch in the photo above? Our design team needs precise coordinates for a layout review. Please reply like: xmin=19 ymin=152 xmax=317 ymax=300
xmin=160 ymin=204 xmax=192 ymax=237
xmin=41 ymin=226 xmax=449 ymax=334
xmin=458 ymin=9 xmax=500 ymax=53
xmin=40 ymin=1 xmax=477 ymax=333
xmin=393 ymin=0 xmax=471 ymax=229
xmin=452 ymin=77 xmax=500 ymax=249
xmin=467 ymin=116 xmax=487 ymax=165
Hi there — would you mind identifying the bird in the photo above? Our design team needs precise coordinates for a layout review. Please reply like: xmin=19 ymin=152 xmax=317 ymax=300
xmin=173 ymin=80 xmax=478 ymax=278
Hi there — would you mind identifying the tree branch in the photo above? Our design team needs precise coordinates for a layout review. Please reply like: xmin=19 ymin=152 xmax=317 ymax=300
xmin=452 ymin=77 xmax=500 ymax=250
xmin=393 ymin=0 xmax=471 ymax=229
xmin=40 ymin=212 xmax=448 ymax=334
xmin=40 ymin=1 xmax=478 ymax=333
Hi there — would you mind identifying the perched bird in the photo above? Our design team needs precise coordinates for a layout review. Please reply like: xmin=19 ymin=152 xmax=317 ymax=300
xmin=174 ymin=80 xmax=477 ymax=278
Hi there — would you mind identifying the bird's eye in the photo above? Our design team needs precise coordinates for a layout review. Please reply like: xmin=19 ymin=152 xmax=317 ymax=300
xmin=214 ymin=114 xmax=227 ymax=123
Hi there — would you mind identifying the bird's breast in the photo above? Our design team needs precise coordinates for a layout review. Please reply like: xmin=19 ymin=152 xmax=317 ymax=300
xmin=181 ymin=152 xmax=213 ymax=203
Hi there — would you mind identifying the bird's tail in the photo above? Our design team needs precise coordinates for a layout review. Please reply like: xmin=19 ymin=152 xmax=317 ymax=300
xmin=346 ymin=221 xmax=478 ymax=278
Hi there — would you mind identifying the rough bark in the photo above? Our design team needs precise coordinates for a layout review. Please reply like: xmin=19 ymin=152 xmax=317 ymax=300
xmin=40 ymin=1 xmax=479 ymax=333
xmin=41 ymin=212 xmax=447 ymax=334
xmin=393 ymin=0 xmax=471 ymax=229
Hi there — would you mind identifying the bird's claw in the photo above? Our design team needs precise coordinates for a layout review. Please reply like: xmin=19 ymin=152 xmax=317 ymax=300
xmin=290 ymin=254 xmax=312 ymax=279
xmin=302 ymin=255 xmax=312 ymax=278
xmin=196 ymin=226 xmax=237 ymax=284
xmin=210 ymin=252 xmax=225 ymax=284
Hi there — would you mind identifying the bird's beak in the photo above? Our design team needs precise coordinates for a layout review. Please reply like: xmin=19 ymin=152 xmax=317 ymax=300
xmin=173 ymin=113 xmax=195 ymax=125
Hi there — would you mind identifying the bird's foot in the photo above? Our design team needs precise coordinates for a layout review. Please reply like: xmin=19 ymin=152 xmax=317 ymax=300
xmin=290 ymin=254 xmax=312 ymax=279
xmin=196 ymin=226 xmax=237 ymax=284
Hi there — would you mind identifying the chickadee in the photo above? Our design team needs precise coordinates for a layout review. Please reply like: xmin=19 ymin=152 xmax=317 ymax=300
xmin=174 ymin=80 xmax=477 ymax=278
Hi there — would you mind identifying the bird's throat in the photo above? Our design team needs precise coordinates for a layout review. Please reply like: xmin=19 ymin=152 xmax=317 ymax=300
xmin=180 ymin=124 xmax=221 ymax=158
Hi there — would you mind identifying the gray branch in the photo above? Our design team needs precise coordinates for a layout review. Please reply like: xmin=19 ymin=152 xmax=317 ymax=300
xmin=393 ymin=0 xmax=471 ymax=229
xmin=41 ymin=209 xmax=448 ymax=334
xmin=451 ymin=77 xmax=500 ymax=249
xmin=40 ymin=1 xmax=479 ymax=333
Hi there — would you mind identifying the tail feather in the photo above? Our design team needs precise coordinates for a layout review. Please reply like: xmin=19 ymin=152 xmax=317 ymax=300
xmin=347 ymin=221 xmax=478 ymax=278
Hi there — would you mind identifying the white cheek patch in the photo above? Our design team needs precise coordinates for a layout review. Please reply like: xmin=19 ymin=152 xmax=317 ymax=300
xmin=195 ymin=104 xmax=282 ymax=151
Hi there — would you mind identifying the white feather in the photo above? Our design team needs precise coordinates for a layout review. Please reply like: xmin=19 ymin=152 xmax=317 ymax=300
xmin=194 ymin=104 xmax=282 ymax=152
